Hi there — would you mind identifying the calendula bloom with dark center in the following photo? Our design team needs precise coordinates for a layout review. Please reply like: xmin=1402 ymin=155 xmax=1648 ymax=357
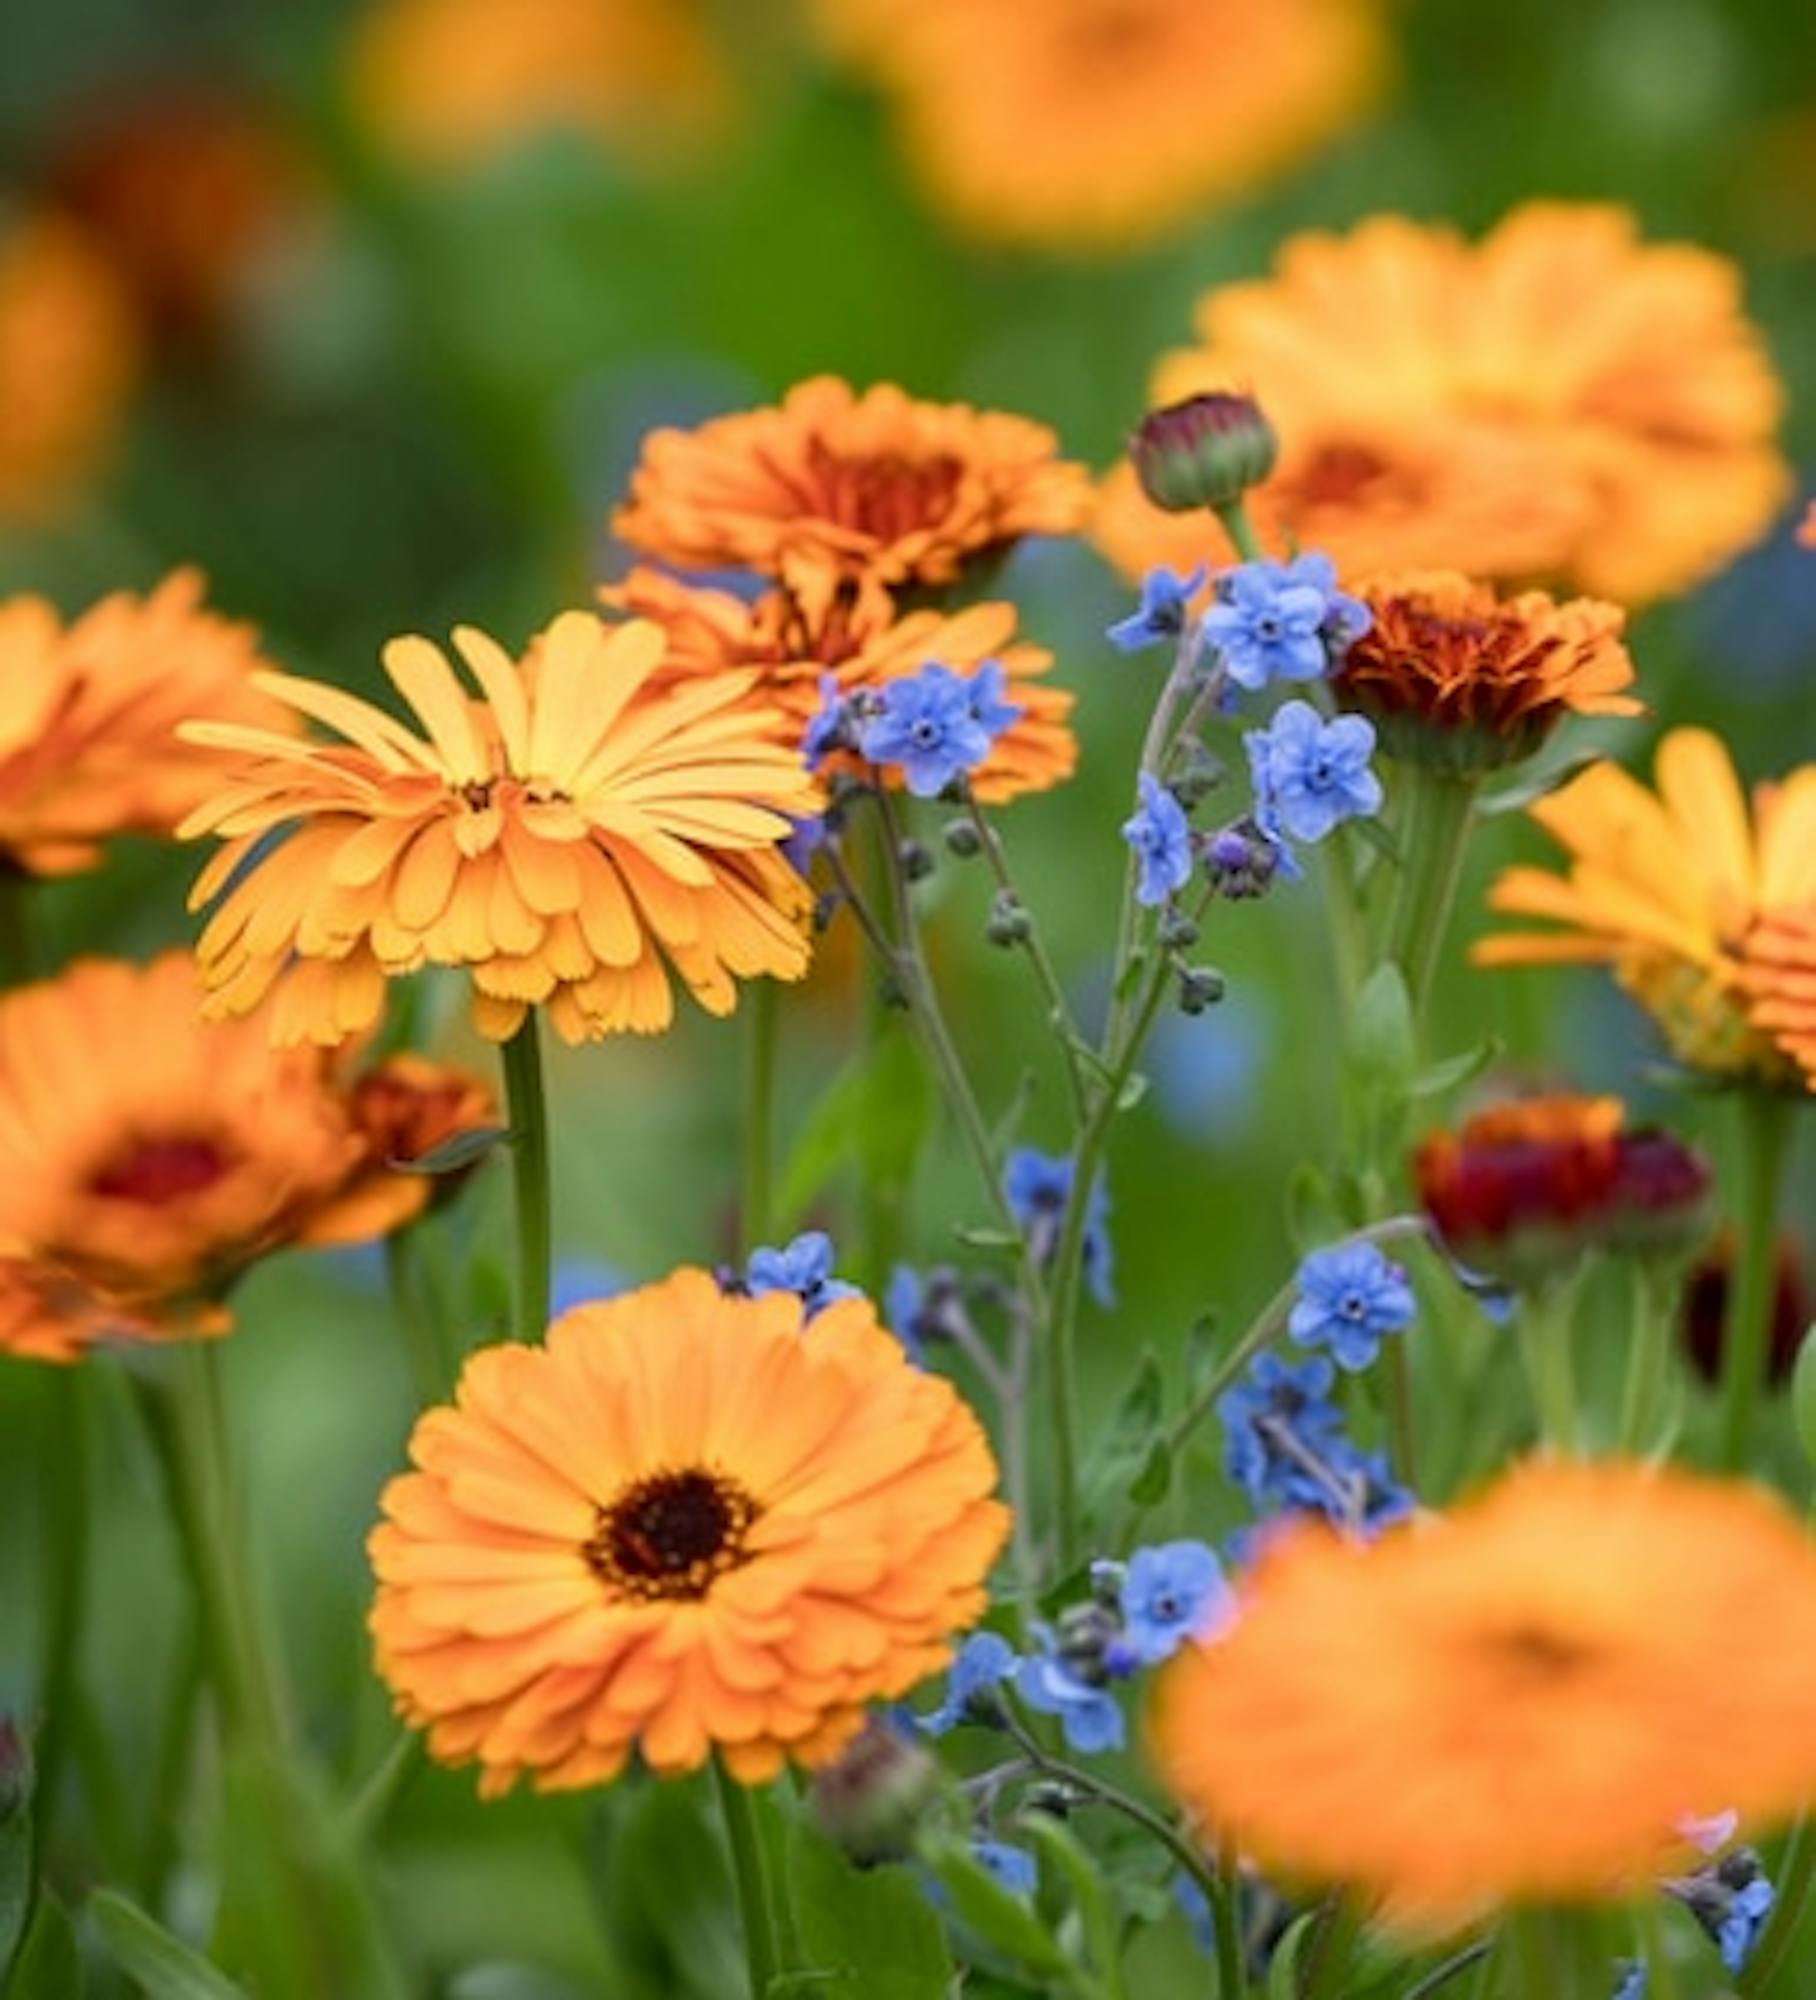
xmin=610 ymin=377 xmax=1090 ymax=623
xmin=0 ymin=569 xmax=297 ymax=877
xmin=1150 ymin=1460 xmax=1816 ymax=1928
xmin=605 ymin=567 xmax=1075 ymax=804
xmin=1335 ymin=572 xmax=1641 ymax=773
xmin=1096 ymin=204 xmax=1788 ymax=606
xmin=1415 ymin=1094 xmax=1712 ymax=1287
xmin=367 ymin=1268 xmax=1008 ymax=1791
xmin=810 ymin=0 xmax=1386 ymax=254
xmin=1477 ymin=729 xmax=1816 ymax=1087
xmin=181 ymin=611 xmax=819 ymax=1048
xmin=0 ymin=953 xmax=490 ymax=1363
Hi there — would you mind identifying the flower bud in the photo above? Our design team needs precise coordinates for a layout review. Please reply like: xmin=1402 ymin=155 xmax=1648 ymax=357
xmin=1158 ymin=907 xmax=1199 ymax=952
xmin=943 ymin=817 xmax=982 ymax=858
xmin=1130 ymin=392 xmax=1278 ymax=514
xmin=809 ymin=1718 xmax=941 ymax=1867
xmin=899 ymin=838 xmax=935 ymax=883
xmin=985 ymin=891 xmax=1032 ymax=948
xmin=1177 ymin=966 xmax=1225 ymax=1015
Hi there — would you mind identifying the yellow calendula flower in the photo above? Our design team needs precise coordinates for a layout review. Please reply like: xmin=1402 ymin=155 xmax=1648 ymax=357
xmin=1150 ymin=1459 xmax=1816 ymax=1928
xmin=1097 ymin=204 xmax=1788 ymax=606
xmin=181 ymin=611 xmax=819 ymax=1048
xmin=368 ymin=1268 xmax=1009 ymax=1792
xmin=1476 ymin=728 xmax=1816 ymax=1087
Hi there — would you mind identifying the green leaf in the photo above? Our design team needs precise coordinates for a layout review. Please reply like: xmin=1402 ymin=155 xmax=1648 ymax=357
xmin=1263 ymin=1909 xmax=1321 ymax=2000
xmin=1346 ymin=964 xmax=1416 ymax=1102
xmin=1477 ymin=746 xmax=1605 ymax=817
xmin=90 ymin=1891 xmax=250 ymax=1999
xmin=1125 ymin=1440 xmax=1171 ymax=1507
xmin=1409 ymin=1038 xmax=1503 ymax=1102
xmin=5 ymin=1890 xmax=79 ymax=2000
xmin=1113 ymin=1071 xmax=1149 ymax=1114
xmin=1020 ymin=1816 xmax=1125 ymax=2000
xmin=1284 ymin=1162 xmax=1342 ymax=1251
xmin=779 ymin=1024 xmax=932 ymax=1226
xmin=596 ymin=1775 xmax=743 ymax=2000
xmin=1793 ymin=1323 xmax=1816 ymax=1472
xmin=785 ymin=1819 xmax=952 ymax=1999
xmin=1108 ymin=1351 xmax=1164 ymax=1447
xmin=394 ymin=1124 xmax=510 ymax=1174
xmin=916 ymin=1836 xmax=1073 ymax=1980
xmin=0 ymin=1729 xmax=34 ymax=1982
xmin=1182 ymin=1314 xmax=1220 ymax=1400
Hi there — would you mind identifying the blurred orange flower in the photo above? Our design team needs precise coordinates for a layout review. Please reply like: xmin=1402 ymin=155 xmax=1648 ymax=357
xmin=605 ymin=567 xmax=1075 ymax=803
xmin=368 ymin=1267 xmax=1008 ymax=1792
xmin=346 ymin=0 xmax=728 ymax=173
xmin=0 ymin=209 xmax=138 ymax=522
xmin=1799 ymin=501 xmax=1816 ymax=548
xmin=182 ymin=611 xmax=818 ymax=1047
xmin=1741 ymin=908 xmax=1816 ymax=1086
xmin=0 ymin=569 xmax=297 ymax=877
xmin=0 ymin=953 xmax=491 ymax=1363
xmin=1097 ymin=205 xmax=1788 ymax=605
xmin=1337 ymin=572 xmax=1639 ymax=772
xmin=612 ymin=376 xmax=1090 ymax=623
xmin=1475 ymin=728 xmax=1816 ymax=1087
xmin=813 ymin=0 xmax=1386 ymax=254
xmin=1150 ymin=1459 xmax=1816 ymax=1927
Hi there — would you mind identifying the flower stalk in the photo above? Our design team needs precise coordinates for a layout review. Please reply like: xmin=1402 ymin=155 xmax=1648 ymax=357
xmin=1383 ymin=764 xmax=1479 ymax=1022
xmin=714 ymin=1759 xmax=782 ymax=1999
xmin=501 ymin=1013 xmax=554 ymax=1339
xmin=1716 ymin=1090 xmax=1797 ymax=1470
xmin=740 ymin=981 xmax=780 ymax=1256
xmin=1517 ymin=1278 xmax=1583 ymax=1455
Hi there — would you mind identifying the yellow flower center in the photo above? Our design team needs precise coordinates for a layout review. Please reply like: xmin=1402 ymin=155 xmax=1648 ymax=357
xmin=585 ymin=1466 xmax=759 ymax=1602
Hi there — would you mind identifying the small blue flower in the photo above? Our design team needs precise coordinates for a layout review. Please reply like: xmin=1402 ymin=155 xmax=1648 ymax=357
xmin=1201 ymin=560 xmax=1328 ymax=690
xmin=1120 ymin=1541 xmax=1231 ymax=1666
xmin=1280 ymin=551 xmax=1370 ymax=658
xmin=1322 ymin=1442 xmax=1417 ymax=1538
xmin=884 ymin=1265 xmax=931 ymax=1367
xmin=1172 ymin=1874 xmax=1217 ymax=1956
xmin=918 ymin=1631 xmax=1017 ymax=1735
xmin=858 ymin=662 xmax=1006 ymax=798
xmin=965 ymin=658 xmax=1023 ymax=738
xmin=1244 ymin=700 xmax=1382 ymax=846
xmin=1107 ymin=565 xmax=1206 ymax=654
xmin=1121 ymin=772 xmax=1194 ymax=907
xmin=1718 ymin=1876 xmax=1775 ymax=1973
xmin=742 ymin=1231 xmax=863 ymax=1320
xmin=1003 ymin=1148 xmax=1113 ymax=1306
xmin=1015 ymin=1651 xmax=1124 ymax=1755
xmin=1217 ymin=1352 xmax=1344 ymax=1512
xmin=802 ymin=673 xmax=852 ymax=770
xmin=781 ymin=815 xmax=824 ymax=877
xmin=972 ymin=1841 xmax=1038 ymax=1898
xmin=1610 ymin=1961 xmax=1648 ymax=2000
xmin=1288 ymin=1241 xmax=1416 ymax=1372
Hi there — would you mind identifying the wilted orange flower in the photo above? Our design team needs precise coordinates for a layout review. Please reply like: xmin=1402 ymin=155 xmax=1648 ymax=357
xmin=1150 ymin=1459 xmax=1816 ymax=1927
xmin=0 ymin=953 xmax=491 ymax=1363
xmin=812 ymin=0 xmax=1385 ymax=254
xmin=0 ymin=569 xmax=296 ymax=877
xmin=1097 ymin=205 xmax=1788 ymax=605
xmin=368 ymin=1267 xmax=1008 ymax=1792
xmin=0 ymin=208 xmax=138 ymax=522
xmin=612 ymin=377 xmax=1091 ymax=623
xmin=182 ymin=611 xmax=818 ymax=1048
xmin=605 ymin=567 xmax=1075 ymax=803
xmin=1477 ymin=729 xmax=1816 ymax=1086
xmin=1337 ymin=573 xmax=1639 ymax=772
xmin=346 ymin=0 xmax=728 ymax=173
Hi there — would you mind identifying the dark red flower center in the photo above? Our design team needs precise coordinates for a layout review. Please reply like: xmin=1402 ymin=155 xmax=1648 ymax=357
xmin=88 ymin=1132 xmax=232 ymax=1206
xmin=586 ymin=1466 xmax=759 ymax=1602
xmin=805 ymin=441 xmax=964 ymax=543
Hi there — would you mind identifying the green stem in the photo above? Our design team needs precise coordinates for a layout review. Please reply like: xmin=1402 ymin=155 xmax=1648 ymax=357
xmin=1616 ymin=1261 xmax=1683 ymax=1453
xmin=385 ymin=1230 xmax=450 ymax=1404
xmin=1207 ymin=1844 xmax=1248 ymax=2000
xmin=501 ymin=1014 xmax=553 ymax=1339
xmin=1505 ymin=1911 xmax=1559 ymax=2000
xmin=1637 ymin=1900 xmax=1681 ymax=2000
xmin=1740 ymin=1819 xmax=1812 ymax=1995
xmin=714 ymin=1759 xmax=781 ymax=1999
xmin=1403 ymin=1941 xmax=1493 ymax=1999
xmin=1517 ymin=1278 xmax=1582 ymax=1454
xmin=1717 ymin=1092 xmax=1796 ymax=1471
xmin=1382 ymin=768 xmax=1479 ymax=1024
xmin=0 ymin=866 xmax=35 ymax=986
xmin=32 ymin=1368 xmax=89 ymax=1857
xmin=1211 ymin=499 xmax=1262 ymax=563
xmin=1300 ymin=1897 xmax=1364 ymax=2000
xmin=740 ymin=982 xmax=780 ymax=1257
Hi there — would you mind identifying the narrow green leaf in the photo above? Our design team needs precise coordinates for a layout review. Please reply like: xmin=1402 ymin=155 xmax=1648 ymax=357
xmin=1263 ymin=1909 xmax=1321 ymax=1999
xmin=1346 ymin=964 xmax=1415 ymax=1101
xmin=1114 ymin=1071 xmax=1149 ymax=1114
xmin=1409 ymin=1038 xmax=1503 ymax=1102
xmin=392 ymin=1124 xmax=510 ymax=1174
xmin=785 ymin=1819 xmax=952 ymax=1999
xmin=90 ymin=1890 xmax=249 ymax=1999
xmin=917 ymin=1837 xmax=1073 ymax=1979
xmin=1021 ymin=1816 xmax=1125 ymax=2000
xmin=1792 ymin=1324 xmax=1816 ymax=1472
xmin=0 ymin=1727 xmax=34 ymax=1981
xmin=1125 ymin=1439 xmax=1171 ymax=1507
xmin=5 ymin=1891 xmax=80 ymax=2000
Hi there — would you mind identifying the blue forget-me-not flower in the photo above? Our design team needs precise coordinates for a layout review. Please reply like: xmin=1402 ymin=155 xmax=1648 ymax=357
xmin=1288 ymin=1240 xmax=1416 ymax=1371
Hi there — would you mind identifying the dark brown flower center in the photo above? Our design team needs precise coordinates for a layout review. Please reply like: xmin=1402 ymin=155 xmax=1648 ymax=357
xmin=88 ymin=1132 xmax=233 ymax=1206
xmin=804 ymin=440 xmax=964 ymax=543
xmin=1475 ymin=1622 xmax=1596 ymax=1682
xmin=585 ymin=1466 xmax=759 ymax=1602
xmin=1282 ymin=441 xmax=1409 ymax=514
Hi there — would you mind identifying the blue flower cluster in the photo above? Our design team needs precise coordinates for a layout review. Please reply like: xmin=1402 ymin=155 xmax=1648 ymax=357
xmin=919 ymin=1540 xmax=1228 ymax=1756
xmin=806 ymin=660 xmax=1022 ymax=798
xmin=731 ymin=1230 xmax=862 ymax=1320
xmin=1003 ymin=1147 xmax=1114 ymax=1307
xmin=1668 ymin=1844 xmax=1776 ymax=1977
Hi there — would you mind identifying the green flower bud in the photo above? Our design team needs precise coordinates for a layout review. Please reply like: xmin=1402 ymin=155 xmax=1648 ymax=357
xmin=1130 ymin=393 xmax=1277 ymax=514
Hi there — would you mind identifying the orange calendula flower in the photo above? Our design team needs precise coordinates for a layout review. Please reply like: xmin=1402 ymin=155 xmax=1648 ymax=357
xmin=0 ymin=569 xmax=296 ymax=877
xmin=368 ymin=1267 xmax=1008 ymax=1793
xmin=0 ymin=208 xmax=139 ymax=522
xmin=346 ymin=0 xmax=728 ymax=174
xmin=1336 ymin=572 xmax=1640 ymax=773
xmin=0 ymin=953 xmax=491 ymax=1364
xmin=1476 ymin=728 xmax=1816 ymax=1086
xmin=1150 ymin=1459 xmax=1816 ymax=1927
xmin=1096 ymin=205 xmax=1788 ymax=606
xmin=604 ymin=566 xmax=1075 ymax=803
xmin=1741 ymin=907 xmax=1816 ymax=1084
xmin=812 ymin=0 xmax=1385 ymax=254
xmin=611 ymin=377 xmax=1091 ymax=623
xmin=181 ymin=611 xmax=819 ymax=1048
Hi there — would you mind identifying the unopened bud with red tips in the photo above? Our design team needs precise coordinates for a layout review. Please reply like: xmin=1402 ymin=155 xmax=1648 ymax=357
xmin=808 ymin=1717 xmax=941 ymax=1867
xmin=1129 ymin=392 xmax=1278 ymax=514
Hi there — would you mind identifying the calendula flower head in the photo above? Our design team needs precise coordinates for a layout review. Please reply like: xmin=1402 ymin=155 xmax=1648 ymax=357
xmin=1288 ymin=1241 xmax=1414 ymax=1371
xmin=0 ymin=208 xmax=139 ymax=523
xmin=611 ymin=377 xmax=1090 ymax=625
xmin=1096 ymin=204 xmax=1788 ymax=606
xmin=367 ymin=1268 xmax=1008 ymax=1791
xmin=1415 ymin=1094 xmax=1713 ymax=1289
xmin=1741 ymin=906 xmax=1816 ymax=1086
xmin=1149 ymin=1459 xmax=1816 ymax=1929
xmin=1243 ymin=701 xmax=1381 ymax=849
xmin=1130 ymin=393 xmax=1278 ymax=513
xmin=1202 ymin=553 xmax=1369 ymax=691
xmin=1335 ymin=572 xmax=1642 ymax=774
xmin=0 ymin=570 xmax=297 ymax=878
xmin=810 ymin=0 xmax=1387 ymax=254
xmin=1476 ymin=729 xmax=1816 ymax=1088
xmin=181 ymin=611 xmax=819 ymax=1048
xmin=1122 ymin=772 xmax=1193 ymax=907
xmin=605 ymin=567 xmax=1075 ymax=805
xmin=0 ymin=953 xmax=490 ymax=1362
